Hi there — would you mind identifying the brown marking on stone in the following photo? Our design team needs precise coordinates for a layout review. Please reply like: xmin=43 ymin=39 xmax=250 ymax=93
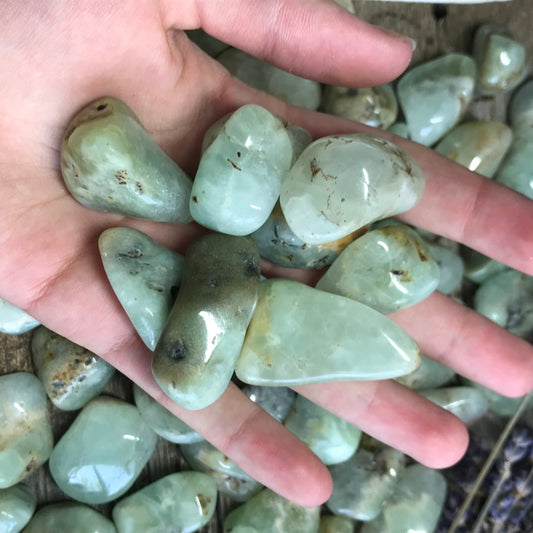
xmin=227 ymin=158 xmax=241 ymax=171
xmin=192 ymin=196 xmax=199 ymax=204
xmin=310 ymin=158 xmax=337 ymax=181
xmin=135 ymin=181 xmax=143 ymax=194
xmin=416 ymin=244 xmax=429 ymax=262
xmin=108 ymin=195 xmax=114 ymax=200
xmin=115 ymin=170 xmax=128 ymax=185
xmin=391 ymin=269 xmax=413 ymax=282
xmin=197 ymin=493 xmax=212 ymax=516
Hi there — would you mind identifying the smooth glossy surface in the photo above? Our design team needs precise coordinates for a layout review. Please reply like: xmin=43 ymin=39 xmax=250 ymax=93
xmin=242 ymin=385 xmax=296 ymax=423
xmin=462 ymin=248 xmax=509 ymax=284
xmin=509 ymin=79 xmax=533 ymax=130
xmin=395 ymin=355 xmax=455 ymax=390
xmin=428 ymin=244 xmax=464 ymax=295
xmin=280 ymin=134 xmax=425 ymax=245
xmin=388 ymin=121 xmax=409 ymax=139
xmin=0 ymin=299 xmax=39 ymax=335
xmin=0 ymin=484 xmax=35 ymax=533
xmin=318 ymin=515 xmax=354 ymax=533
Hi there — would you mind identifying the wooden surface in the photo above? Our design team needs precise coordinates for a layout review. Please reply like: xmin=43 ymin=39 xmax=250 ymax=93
xmin=1 ymin=1 xmax=531 ymax=531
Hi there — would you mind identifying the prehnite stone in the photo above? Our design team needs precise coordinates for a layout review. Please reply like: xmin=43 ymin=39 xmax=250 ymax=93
xmin=49 ymin=396 xmax=157 ymax=504
xmin=99 ymin=227 xmax=185 ymax=350
xmin=321 ymin=84 xmax=398 ymax=129
xmin=31 ymin=326 xmax=115 ymax=411
xmin=236 ymin=279 xmax=421 ymax=386
xmin=316 ymin=224 xmax=439 ymax=314
xmin=0 ymin=299 xmax=39 ymax=335
xmin=112 ymin=471 xmax=217 ymax=533
xmin=223 ymin=489 xmax=320 ymax=533
xmin=152 ymin=234 xmax=260 ymax=410
xmin=241 ymin=385 xmax=296 ymax=423
xmin=191 ymin=105 xmax=294 ymax=236
xmin=473 ymin=24 xmax=527 ymax=93
xmin=22 ymin=503 xmax=117 ymax=533
xmin=287 ymin=125 xmax=313 ymax=164
xmin=509 ymin=80 xmax=533 ymax=131
xmin=61 ymin=97 xmax=192 ymax=223
xmin=462 ymin=248 xmax=509 ymax=284
xmin=280 ymin=134 xmax=425 ymax=245
xmin=428 ymin=244 xmax=464 ymax=295
xmin=395 ymin=355 xmax=455 ymax=390
xmin=318 ymin=515 xmax=354 ymax=533
xmin=360 ymin=464 xmax=447 ymax=533
xmin=388 ymin=122 xmax=409 ymax=139
xmin=283 ymin=395 xmax=361 ymax=465
xmin=434 ymin=121 xmax=512 ymax=178
xmin=0 ymin=484 xmax=35 ymax=533
xmin=133 ymin=385 xmax=203 ymax=444
xmin=327 ymin=438 xmax=406 ymax=522
xmin=0 ymin=373 xmax=53 ymax=489
xmin=185 ymin=29 xmax=229 ymax=58
xmin=397 ymin=54 xmax=476 ymax=146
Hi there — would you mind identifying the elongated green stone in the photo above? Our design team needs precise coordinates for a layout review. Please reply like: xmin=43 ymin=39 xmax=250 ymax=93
xmin=49 ymin=396 xmax=157 ymax=504
xmin=388 ymin=122 xmax=409 ymax=139
xmin=190 ymin=105 xmax=294 ymax=236
xmin=0 ymin=298 xmax=39 ymax=335
xmin=61 ymin=97 xmax=192 ymax=223
xmin=112 ymin=471 xmax=217 ymax=533
xmin=395 ymin=355 xmax=455 ymax=390
xmin=397 ymin=54 xmax=476 ymax=146
xmin=462 ymin=248 xmax=509 ymax=284
xmin=428 ymin=244 xmax=464 ymax=295
xmin=31 ymin=326 xmax=115 ymax=411
xmin=318 ymin=515 xmax=354 ymax=533
xmin=0 ymin=484 xmax=35 ymax=533
xmin=316 ymin=224 xmax=439 ymax=314
xmin=242 ymin=385 xmax=296 ymax=423
xmin=186 ymin=29 xmax=229 ymax=57
xmin=99 ymin=227 xmax=185 ymax=350
xmin=0 ymin=373 xmax=53 ymax=489
xmin=510 ymin=80 xmax=533 ymax=130
xmin=434 ymin=121 xmax=512 ymax=178
xmin=22 ymin=503 xmax=117 ymax=533
xmin=280 ymin=134 xmax=425 ymax=245
xmin=153 ymin=234 xmax=260 ymax=410
xmin=223 ymin=489 xmax=320 ymax=533
xmin=236 ymin=279 xmax=421 ymax=386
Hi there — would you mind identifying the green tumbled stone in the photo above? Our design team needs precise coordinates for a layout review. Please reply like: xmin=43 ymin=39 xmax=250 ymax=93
xmin=49 ymin=396 xmax=157 ymax=504
xmin=99 ymin=227 xmax=185 ymax=350
xmin=510 ymin=80 xmax=533 ymax=130
xmin=360 ymin=464 xmax=447 ymax=533
xmin=191 ymin=105 xmax=293 ymax=236
xmin=462 ymin=248 xmax=509 ymax=284
xmin=280 ymin=134 xmax=425 ymax=245
xmin=473 ymin=24 xmax=527 ymax=94
xmin=61 ymin=97 xmax=192 ymax=223
xmin=333 ymin=0 xmax=355 ymax=13
xmin=22 ymin=502 xmax=116 ymax=533
xmin=133 ymin=385 xmax=203 ymax=444
xmin=397 ymin=54 xmax=476 ymax=146
xmin=287 ymin=124 xmax=313 ymax=163
xmin=186 ymin=29 xmax=229 ymax=57
xmin=112 ymin=471 xmax=217 ymax=533
xmin=236 ymin=279 xmax=421 ymax=386
xmin=223 ymin=489 xmax=320 ymax=533
xmin=0 ymin=299 xmax=39 ymax=335
xmin=242 ymin=385 xmax=296 ymax=423
xmin=31 ymin=327 xmax=115 ymax=411
xmin=316 ymin=224 xmax=439 ymax=314
xmin=0 ymin=484 xmax=35 ymax=533
xmin=318 ymin=515 xmax=354 ymax=533
xmin=395 ymin=355 xmax=455 ymax=390
xmin=434 ymin=121 xmax=512 ymax=178
xmin=388 ymin=122 xmax=409 ymax=139
xmin=428 ymin=244 xmax=464 ymax=295
xmin=0 ymin=373 xmax=53 ymax=489
xmin=283 ymin=395 xmax=361 ymax=465
xmin=153 ymin=234 xmax=260 ymax=410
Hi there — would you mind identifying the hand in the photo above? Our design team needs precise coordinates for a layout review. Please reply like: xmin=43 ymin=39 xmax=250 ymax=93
xmin=2 ymin=0 xmax=533 ymax=507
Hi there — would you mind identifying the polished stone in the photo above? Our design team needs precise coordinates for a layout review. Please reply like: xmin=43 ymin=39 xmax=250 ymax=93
xmin=0 ymin=299 xmax=39 ymax=335
xmin=236 ymin=279 xmax=421 ymax=386
xmin=99 ymin=227 xmax=185 ymax=350
xmin=283 ymin=395 xmax=361 ymax=465
xmin=0 ymin=373 xmax=53 ymax=489
xmin=388 ymin=122 xmax=409 ymax=139
xmin=31 ymin=326 xmax=115 ymax=411
xmin=333 ymin=0 xmax=355 ymax=12
xmin=22 ymin=503 xmax=117 ymax=533
xmin=462 ymin=248 xmax=509 ymax=284
xmin=49 ymin=396 xmax=157 ymax=504
xmin=153 ymin=234 xmax=260 ymax=410
xmin=133 ymin=385 xmax=203 ymax=444
xmin=509 ymin=80 xmax=533 ymax=130
xmin=185 ymin=29 xmax=229 ymax=57
xmin=61 ymin=97 xmax=193 ymax=223
xmin=0 ymin=484 xmax=35 ymax=533
xmin=318 ymin=515 xmax=354 ymax=533
xmin=280 ymin=134 xmax=425 ymax=245
xmin=395 ymin=355 xmax=455 ymax=390
xmin=241 ymin=385 xmax=296 ymax=423
xmin=223 ymin=489 xmax=320 ymax=533
xmin=434 ymin=121 xmax=512 ymax=178
xmin=428 ymin=244 xmax=464 ymax=294
xmin=287 ymin=125 xmax=313 ymax=163
xmin=316 ymin=224 xmax=439 ymax=313
xmin=397 ymin=54 xmax=476 ymax=146
xmin=112 ymin=471 xmax=217 ymax=533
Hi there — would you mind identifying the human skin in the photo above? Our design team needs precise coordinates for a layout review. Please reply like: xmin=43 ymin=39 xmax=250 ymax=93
xmin=1 ymin=0 xmax=533 ymax=507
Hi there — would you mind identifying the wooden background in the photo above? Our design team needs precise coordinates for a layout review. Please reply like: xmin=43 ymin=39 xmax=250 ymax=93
xmin=1 ymin=1 xmax=531 ymax=531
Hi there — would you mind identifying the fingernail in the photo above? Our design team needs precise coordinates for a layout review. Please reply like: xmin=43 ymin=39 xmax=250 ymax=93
xmin=405 ymin=37 xmax=417 ymax=51
xmin=376 ymin=26 xmax=417 ymax=51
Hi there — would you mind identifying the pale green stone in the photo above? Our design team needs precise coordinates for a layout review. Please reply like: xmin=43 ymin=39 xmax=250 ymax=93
xmin=0 ymin=484 xmax=35 ymax=533
xmin=360 ymin=464 xmax=447 ymax=533
xmin=31 ymin=327 xmax=115 ymax=411
xmin=242 ymin=385 xmax=296 ymax=423
xmin=133 ymin=385 xmax=203 ymax=444
xmin=22 ymin=503 xmax=116 ymax=533
xmin=280 ymin=134 xmax=425 ymax=245
xmin=287 ymin=124 xmax=313 ymax=164
xmin=388 ymin=122 xmax=409 ymax=139
xmin=0 ymin=373 xmax=53 ymax=489
xmin=397 ymin=54 xmax=476 ymax=146
xmin=283 ymin=395 xmax=361 ymax=465
xmin=509 ymin=80 xmax=533 ymax=130
xmin=236 ymin=279 xmax=421 ymax=386
xmin=316 ymin=224 xmax=439 ymax=314
xmin=0 ymin=299 xmax=39 ymax=335
xmin=428 ymin=244 xmax=464 ymax=295
xmin=223 ymin=489 xmax=320 ymax=533
xmin=434 ymin=121 xmax=512 ymax=178
xmin=419 ymin=386 xmax=488 ymax=424
xmin=186 ymin=29 xmax=229 ymax=57
xmin=99 ymin=227 xmax=185 ymax=350
xmin=61 ymin=97 xmax=192 ymax=223
xmin=191 ymin=105 xmax=293 ymax=236
xmin=112 ymin=471 xmax=217 ymax=533
xmin=462 ymin=248 xmax=509 ymax=284
xmin=49 ymin=396 xmax=157 ymax=504
xmin=395 ymin=355 xmax=455 ymax=390
xmin=333 ymin=0 xmax=355 ymax=13
xmin=318 ymin=515 xmax=354 ymax=533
